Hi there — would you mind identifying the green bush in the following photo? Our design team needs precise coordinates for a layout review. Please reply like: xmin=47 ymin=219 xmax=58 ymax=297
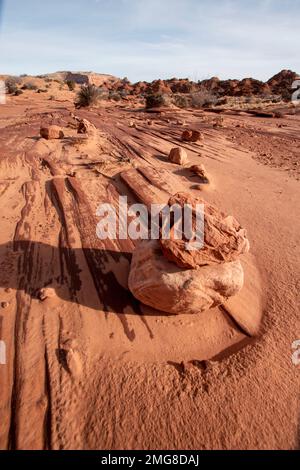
xmin=75 ymin=84 xmax=104 ymax=107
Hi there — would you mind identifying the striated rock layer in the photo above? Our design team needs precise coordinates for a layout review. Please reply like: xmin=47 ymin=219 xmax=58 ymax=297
xmin=160 ymin=193 xmax=250 ymax=269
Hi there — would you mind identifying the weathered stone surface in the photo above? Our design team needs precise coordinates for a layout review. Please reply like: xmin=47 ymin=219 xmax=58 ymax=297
xmin=168 ymin=147 xmax=188 ymax=165
xmin=128 ymin=240 xmax=244 ymax=315
xmin=40 ymin=125 xmax=64 ymax=140
xmin=160 ymin=193 xmax=250 ymax=269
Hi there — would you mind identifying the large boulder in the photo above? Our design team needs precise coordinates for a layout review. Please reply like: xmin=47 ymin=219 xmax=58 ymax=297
xmin=160 ymin=193 xmax=250 ymax=269
xmin=128 ymin=239 xmax=244 ymax=315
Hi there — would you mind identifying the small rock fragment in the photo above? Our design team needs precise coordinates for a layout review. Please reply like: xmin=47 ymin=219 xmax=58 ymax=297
xmin=168 ymin=147 xmax=188 ymax=165
xmin=182 ymin=130 xmax=193 ymax=141
xmin=40 ymin=125 xmax=64 ymax=140
xmin=182 ymin=129 xmax=203 ymax=142
xmin=38 ymin=287 xmax=56 ymax=301
xmin=189 ymin=164 xmax=210 ymax=184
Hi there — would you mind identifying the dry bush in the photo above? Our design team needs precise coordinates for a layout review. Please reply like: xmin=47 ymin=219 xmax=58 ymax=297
xmin=66 ymin=80 xmax=76 ymax=91
xmin=22 ymin=82 xmax=38 ymax=91
xmin=190 ymin=87 xmax=218 ymax=108
xmin=145 ymin=93 xmax=171 ymax=109
xmin=76 ymin=84 xmax=104 ymax=107
xmin=172 ymin=94 xmax=191 ymax=108
xmin=109 ymin=91 xmax=123 ymax=101
xmin=5 ymin=77 xmax=20 ymax=94
xmin=274 ymin=110 xmax=284 ymax=118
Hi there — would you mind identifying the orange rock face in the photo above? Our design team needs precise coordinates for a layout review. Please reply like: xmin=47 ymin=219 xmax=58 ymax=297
xmin=159 ymin=193 xmax=250 ymax=269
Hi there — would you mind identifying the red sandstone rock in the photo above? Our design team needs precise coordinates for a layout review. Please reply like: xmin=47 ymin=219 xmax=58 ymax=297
xmin=159 ymin=193 xmax=250 ymax=269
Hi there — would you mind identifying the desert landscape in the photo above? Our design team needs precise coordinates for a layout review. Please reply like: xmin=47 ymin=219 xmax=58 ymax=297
xmin=0 ymin=68 xmax=299 ymax=451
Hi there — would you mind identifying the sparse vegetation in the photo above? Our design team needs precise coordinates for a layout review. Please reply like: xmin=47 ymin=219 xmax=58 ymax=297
xmin=274 ymin=110 xmax=284 ymax=118
xmin=172 ymin=94 xmax=190 ymax=108
xmin=5 ymin=77 xmax=20 ymax=94
xmin=75 ymin=84 xmax=104 ymax=107
xmin=109 ymin=91 xmax=123 ymax=102
xmin=21 ymin=82 xmax=38 ymax=91
xmin=14 ymin=89 xmax=23 ymax=96
xmin=190 ymin=88 xmax=217 ymax=108
xmin=66 ymin=80 xmax=76 ymax=91
xmin=145 ymin=93 xmax=171 ymax=109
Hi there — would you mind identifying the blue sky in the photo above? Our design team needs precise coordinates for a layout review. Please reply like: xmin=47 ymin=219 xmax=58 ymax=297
xmin=0 ymin=0 xmax=299 ymax=82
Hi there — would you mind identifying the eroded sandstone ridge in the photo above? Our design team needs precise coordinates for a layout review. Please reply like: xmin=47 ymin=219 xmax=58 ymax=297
xmin=129 ymin=193 xmax=249 ymax=315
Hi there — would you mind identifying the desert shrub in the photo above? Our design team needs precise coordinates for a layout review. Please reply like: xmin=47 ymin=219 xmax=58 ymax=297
xmin=216 ymin=97 xmax=228 ymax=106
xmin=145 ymin=93 xmax=171 ymax=109
xmin=5 ymin=77 xmax=20 ymax=94
xmin=66 ymin=80 xmax=76 ymax=91
xmin=75 ymin=84 xmax=104 ymax=107
xmin=274 ymin=110 xmax=284 ymax=118
xmin=172 ymin=94 xmax=190 ymax=108
xmin=22 ymin=82 xmax=38 ymax=91
xmin=37 ymin=89 xmax=47 ymax=93
xmin=109 ymin=91 xmax=123 ymax=101
xmin=190 ymin=88 xmax=217 ymax=108
xmin=14 ymin=89 xmax=23 ymax=96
